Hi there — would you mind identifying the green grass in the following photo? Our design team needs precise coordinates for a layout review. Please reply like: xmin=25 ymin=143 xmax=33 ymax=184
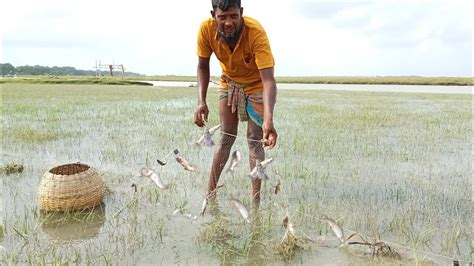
xmin=0 ymin=76 xmax=152 ymax=85
xmin=0 ymin=84 xmax=471 ymax=265
xmin=1 ymin=75 xmax=472 ymax=85
xmin=128 ymin=75 xmax=474 ymax=85
xmin=275 ymin=76 xmax=474 ymax=86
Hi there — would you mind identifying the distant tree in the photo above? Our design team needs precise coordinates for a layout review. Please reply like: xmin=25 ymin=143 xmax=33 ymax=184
xmin=3 ymin=63 xmax=142 ymax=76
xmin=0 ymin=63 xmax=16 ymax=76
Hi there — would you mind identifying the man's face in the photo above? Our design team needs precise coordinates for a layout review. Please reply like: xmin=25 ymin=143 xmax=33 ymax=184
xmin=212 ymin=7 xmax=243 ymax=40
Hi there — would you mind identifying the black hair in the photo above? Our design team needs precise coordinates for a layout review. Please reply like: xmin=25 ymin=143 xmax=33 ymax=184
xmin=212 ymin=0 xmax=241 ymax=11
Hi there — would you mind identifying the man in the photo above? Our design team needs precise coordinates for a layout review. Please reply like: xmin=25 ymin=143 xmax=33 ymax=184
xmin=194 ymin=0 xmax=278 ymax=206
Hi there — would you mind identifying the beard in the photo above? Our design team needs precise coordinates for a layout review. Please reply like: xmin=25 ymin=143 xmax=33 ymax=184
xmin=218 ymin=23 xmax=243 ymax=45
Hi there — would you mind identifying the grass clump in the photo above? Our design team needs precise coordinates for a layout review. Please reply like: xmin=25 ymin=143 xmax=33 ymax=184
xmin=0 ymin=162 xmax=24 ymax=175
xmin=274 ymin=232 xmax=301 ymax=261
xmin=0 ymin=224 xmax=4 ymax=238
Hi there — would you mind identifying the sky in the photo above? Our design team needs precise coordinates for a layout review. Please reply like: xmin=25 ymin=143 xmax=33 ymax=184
xmin=1 ymin=0 xmax=472 ymax=77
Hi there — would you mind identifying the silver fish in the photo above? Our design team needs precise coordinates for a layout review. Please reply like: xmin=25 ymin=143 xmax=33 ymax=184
xmin=140 ymin=167 xmax=169 ymax=189
xmin=287 ymin=222 xmax=295 ymax=235
xmin=197 ymin=124 xmax=220 ymax=146
xmin=229 ymin=197 xmax=250 ymax=223
xmin=227 ymin=150 xmax=242 ymax=172
xmin=201 ymin=185 xmax=224 ymax=217
xmin=200 ymin=197 xmax=208 ymax=217
xmin=176 ymin=156 xmax=195 ymax=172
xmin=196 ymin=128 xmax=214 ymax=146
xmin=249 ymin=158 xmax=274 ymax=180
xmin=323 ymin=216 xmax=345 ymax=243
xmin=208 ymin=124 xmax=221 ymax=135
xmin=281 ymin=214 xmax=297 ymax=243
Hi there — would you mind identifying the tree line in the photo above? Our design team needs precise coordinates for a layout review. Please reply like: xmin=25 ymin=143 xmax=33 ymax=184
xmin=0 ymin=63 xmax=141 ymax=77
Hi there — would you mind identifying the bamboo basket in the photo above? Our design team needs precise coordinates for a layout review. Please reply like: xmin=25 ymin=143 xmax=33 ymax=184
xmin=38 ymin=163 xmax=106 ymax=212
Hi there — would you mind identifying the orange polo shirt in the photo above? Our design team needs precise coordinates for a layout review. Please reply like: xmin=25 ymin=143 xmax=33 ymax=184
xmin=197 ymin=16 xmax=275 ymax=94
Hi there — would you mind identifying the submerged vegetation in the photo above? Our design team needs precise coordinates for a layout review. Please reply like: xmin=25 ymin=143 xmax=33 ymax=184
xmin=0 ymin=84 xmax=471 ymax=264
xmin=0 ymin=163 xmax=24 ymax=175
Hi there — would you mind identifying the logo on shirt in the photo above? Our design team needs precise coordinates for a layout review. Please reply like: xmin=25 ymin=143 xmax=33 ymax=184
xmin=244 ymin=54 xmax=253 ymax=64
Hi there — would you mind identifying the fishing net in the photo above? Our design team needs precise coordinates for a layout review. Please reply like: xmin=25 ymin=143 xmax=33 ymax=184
xmin=207 ymin=130 xmax=265 ymax=203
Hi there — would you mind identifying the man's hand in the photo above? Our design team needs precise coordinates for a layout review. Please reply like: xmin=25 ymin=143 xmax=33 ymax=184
xmin=262 ymin=120 xmax=277 ymax=149
xmin=194 ymin=102 xmax=209 ymax=127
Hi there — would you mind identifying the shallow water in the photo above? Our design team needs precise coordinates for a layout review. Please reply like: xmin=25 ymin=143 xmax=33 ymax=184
xmin=1 ymin=84 xmax=471 ymax=265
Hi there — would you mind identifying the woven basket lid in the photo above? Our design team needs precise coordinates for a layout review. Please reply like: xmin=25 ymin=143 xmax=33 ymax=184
xmin=38 ymin=163 xmax=106 ymax=212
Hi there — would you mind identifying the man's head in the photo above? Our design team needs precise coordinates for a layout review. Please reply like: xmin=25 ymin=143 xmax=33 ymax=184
xmin=211 ymin=0 xmax=243 ymax=44
xmin=212 ymin=0 xmax=241 ymax=11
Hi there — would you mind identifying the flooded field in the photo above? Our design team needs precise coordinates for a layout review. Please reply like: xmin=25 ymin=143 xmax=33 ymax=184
xmin=1 ymin=84 xmax=472 ymax=265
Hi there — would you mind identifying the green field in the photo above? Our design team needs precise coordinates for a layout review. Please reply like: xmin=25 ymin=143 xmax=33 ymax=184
xmin=129 ymin=75 xmax=474 ymax=85
xmin=0 ymin=84 xmax=472 ymax=264
xmin=1 ymin=75 xmax=473 ymax=85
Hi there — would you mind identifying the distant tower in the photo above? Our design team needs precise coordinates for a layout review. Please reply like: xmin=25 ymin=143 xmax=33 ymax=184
xmin=94 ymin=60 xmax=125 ymax=79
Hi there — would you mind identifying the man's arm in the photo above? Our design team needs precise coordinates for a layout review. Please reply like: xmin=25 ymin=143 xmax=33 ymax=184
xmin=194 ymin=56 xmax=211 ymax=127
xmin=260 ymin=67 xmax=278 ymax=148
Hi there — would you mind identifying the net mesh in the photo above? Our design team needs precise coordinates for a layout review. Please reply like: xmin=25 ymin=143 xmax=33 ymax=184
xmin=207 ymin=131 xmax=265 ymax=204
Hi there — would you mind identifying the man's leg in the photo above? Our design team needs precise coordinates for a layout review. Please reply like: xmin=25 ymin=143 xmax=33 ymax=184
xmin=247 ymin=118 xmax=264 ymax=207
xmin=207 ymin=97 xmax=238 ymax=197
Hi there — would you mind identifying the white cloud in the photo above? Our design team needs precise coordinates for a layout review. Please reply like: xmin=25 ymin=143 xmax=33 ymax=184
xmin=1 ymin=0 xmax=472 ymax=76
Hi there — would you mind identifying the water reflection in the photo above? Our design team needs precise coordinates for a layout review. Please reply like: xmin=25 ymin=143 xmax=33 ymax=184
xmin=40 ymin=205 xmax=105 ymax=243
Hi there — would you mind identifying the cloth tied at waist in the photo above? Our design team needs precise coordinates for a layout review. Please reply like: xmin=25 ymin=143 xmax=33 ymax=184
xmin=221 ymin=75 xmax=249 ymax=122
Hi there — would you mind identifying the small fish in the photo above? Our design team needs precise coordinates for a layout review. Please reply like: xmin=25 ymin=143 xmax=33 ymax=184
xmin=201 ymin=185 xmax=224 ymax=217
xmin=196 ymin=128 xmax=214 ymax=146
xmin=255 ymin=161 xmax=269 ymax=180
xmin=208 ymin=124 xmax=221 ymax=135
xmin=323 ymin=216 xmax=345 ymax=243
xmin=274 ymin=181 xmax=281 ymax=194
xmin=281 ymin=215 xmax=297 ymax=243
xmin=176 ymin=156 xmax=195 ymax=172
xmin=141 ymin=167 xmax=169 ymax=189
xmin=196 ymin=125 xmax=220 ymax=146
xmin=260 ymin=157 xmax=274 ymax=168
xmin=283 ymin=213 xmax=295 ymax=233
xmin=131 ymin=183 xmax=137 ymax=192
xmin=286 ymin=220 xmax=295 ymax=236
xmin=227 ymin=150 xmax=242 ymax=172
xmin=229 ymin=197 xmax=250 ymax=223
xmin=156 ymin=149 xmax=179 ymax=166
xmin=249 ymin=158 xmax=274 ymax=180
xmin=200 ymin=197 xmax=208 ymax=217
